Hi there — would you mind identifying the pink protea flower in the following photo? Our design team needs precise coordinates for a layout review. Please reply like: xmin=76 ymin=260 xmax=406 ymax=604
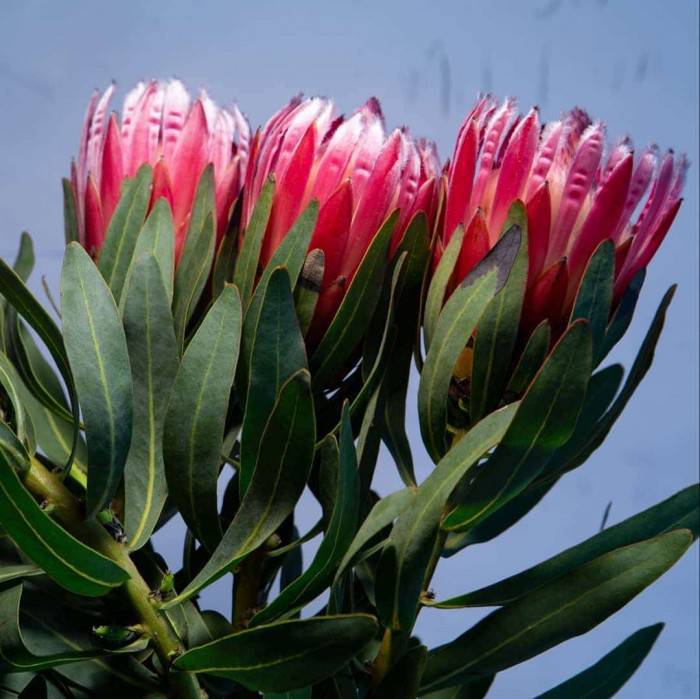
xmin=440 ymin=96 xmax=686 ymax=335
xmin=69 ymin=79 xmax=250 ymax=262
xmin=242 ymin=95 xmax=440 ymax=340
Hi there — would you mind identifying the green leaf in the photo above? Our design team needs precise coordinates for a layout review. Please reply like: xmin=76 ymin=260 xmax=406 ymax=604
xmin=61 ymin=243 xmax=133 ymax=518
xmin=250 ymin=403 xmax=359 ymax=626
xmin=0 ymin=564 xmax=41 ymax=585
xmin=127 ymin=198 xmax=175 ymax=304
xmin=0 ymin=421 xmax=31 ymax=478
xmin=0 ymin=353 xmax=29 ymax=444
xmin=12 ymin=233 xmax=34 ymax=284
xmin=373 ymin=644 xmax=427 ymax=699
xmin=421 ymin=676 xmax=494 ymax=699
xmin=0 ymin=452 xmax=129 ymax=596
xmin=375 ymin=403 xmax=519 ymax=632
xmin=431 ymin=483 xmax=699 ymax=608
xmin=442 ymin=320 xmax=592 ymax=532
xmin=419 ymin=530 xmax=692 ymax=693
xmin=97 ymin=164 xmax=153 ymax=305
xmin=542 ymin=286 xmax=675 ymax=481
xmin=505 ymin=321 xmax=551 ymax=398
xmin=418 ymin=226 xmax=522 ymax=463
xmin=173 ymin=615 xmax=378 ymax=692
xmin=599 ymin=267 xmax=645 ymax=364
xmin=162 ymin=370 xmax=315 ymax=608
xmin=470 ymin=213 xmax=529 ymax=422
xmin=334 ymin=488 xmax=416 ymax=583
xmin=234 ymin=177 xmax=275 ymax=309
xmin=0 ymin=588 xmax=103 ymax=672
xmin=17 ymin=675 xmax=46 ymax=698
xmin=569 ymin=240 xmax=614 ymax=363
xmin=0 ymin=257 xmax=78 ymax=471
xmin=294 ymin=249 xmax=324 ymax=337
xmin=172 ymin=213 xmax=216 ymax=350
xmin=163 ymin=284 xmax=242 ymax=551
xmin=423 ymin=224 xmax=465 ymax=353
xmin=239 ymin=267 xmax=307 ymax=494
xmin=310 ymin=211 xmax=397 ymax=391
xmin=265 ymin=690 xmax=311 ymax=699
xmin=122 ymin=253 xmax=179 ymax=550
xmin=535 ymin=623 xmax=664 ymax=699
xmin=212 ymin=207 xmax=240 ymax=301
xmin=62 ymin=178 xmax=79 ymax=245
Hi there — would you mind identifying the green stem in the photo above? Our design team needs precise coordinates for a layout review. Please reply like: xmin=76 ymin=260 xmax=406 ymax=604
xmin=232 ymin=549 xmax=262 ymax=632
xmin=24 ymin=457 xmax=202 ymax=698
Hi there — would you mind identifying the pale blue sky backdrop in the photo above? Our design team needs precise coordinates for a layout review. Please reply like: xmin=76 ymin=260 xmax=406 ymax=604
xmin=0 ymin=1 xmax=697 ymax=696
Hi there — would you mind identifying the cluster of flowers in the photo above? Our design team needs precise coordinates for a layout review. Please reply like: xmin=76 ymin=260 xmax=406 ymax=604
xmin=69 ymin=79 xmax=685 ymax=343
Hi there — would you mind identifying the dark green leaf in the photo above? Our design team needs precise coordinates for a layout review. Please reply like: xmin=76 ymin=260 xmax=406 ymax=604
xmin=421 ymin=676 xmax=494 ymax=698
xmin=173 ymin=614 xmax=378 ymax=692
xmin=164 ymin=284 xmax=242 ymax=551
xmin=239 ymin=268 xmax=307 ymax=494
xmin=310 ymin=211 xmax=397 ymax=391
xmin=373 ymin=644 xmax=427 ymax=699
xmin=375 ymin=403 xmax=518 ymax=632
xmin=212 ymin=200 xmax=240 ymax=301
xmin=470 ymin=215 xmax=528 ymax=422
xmin=97 ymin=164 xmax=152 ymax=304
xmin=163 ymin=370 xmax=315 ymax=608
xmin=128 ymin=198 xmax=175 ymax=304
xmin=505 ymin=321 xmax=551 ymax=398
xmin=123 ymin=253 xmax=180 ymax=550
xmin=423 ymin=224 xmax=465 ymax=352
xmin=442 ymin=320 xmax=592 ymax=532
xmin=431 ymin=483 xmax=699 ymax=608
xmin=61 ymin=243 xmax=133 ymax=518
xmin=335 ymin=488 xmax=416 ymax=583
xmin=535 ymin=623 xmax=664 ymax=699
xmin=0 ymin=421 xmax=30 ymax=478
xmin=0 ymin=257 xmax=78 ymax=471
xmin=62 ymin=179 xmax=79 ymax=245
xmin=420 ymin=530 xmax=692 ymax=692
xmin=599 ymin=268 xmax=645 ymax=364
xmin=569 ymin=240 xmax=614 ymax=363
xmin=0 ymin=452 xmax=128 ymax=595
xmin=250 ymin=403 xmax=359 ymax=626
xmin=0 ymin=564 xmax=41 ymax=585
xmin=418 ymin=226 xmax=522 ymax=463
xmin=234 ymin=177 xmax=275 ymax=309
xmin=0 ymin=353 xmax=29 ymax=444
xmin=294 ymin=249 xmax=324 ymax=337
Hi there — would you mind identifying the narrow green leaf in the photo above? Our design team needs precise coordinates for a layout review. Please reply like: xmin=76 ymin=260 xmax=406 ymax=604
xmin=420 ymin=531 xmax=692 ymax=692
xmin=162 ymin=370 xmax=315 ymax=608
xmin=535 ymin=623 xmax=664 ymax=699
xmin=335 ymin=488 xmax=416 ymax=584
xmin=442 ymin=320 xmax=592 ymax=532
xmin=164 ymin=284 xmax=242 ymax=551
xmin=0 ymin=353 xmax=28 ymax=443
xmin=423 ymin=224 xmax=465 ymax=352
xmin=0 ymin=565 xmax=41 ymax=585
xmin=62 ymin=178 xmax=79 ymax=245
xmin=128 ymin=198 xmax=175 ymax=304
xmin=418 ymin=226 xmax=522 ymax=463
xmin=0 ymin=586 xmax=106 ymax=672
xmin=421 ymin=676 xmax=494 ymax=699
xmin=250 ymin=403 xmax=359 ymax=626
xmin=172 ymin=213 xmax=216 ymax=349
xmin=432 ymin=483 xmax=699 ymax=608
xmin=505 ymin=321 xmax=551 ymax=399
xmin=599 ymin=267 xmax=645 ymax=364
xmin=12 ymin=233 xmax=34 ymax=284
xmin=97 ymin=164 xmax=153 ymax=304
xmin=0 ymin=452 xmax=129 ymax=596
xmin=123 ymin=253 xmax=179 ymax=550
xmin=294 ymin=249 xmax=324 ymax=337
xmin=470 ymin=212 xmax=529 ymax=422
xmin=310 ymin=211 xmax=397 ymax=391
xmin=212 ymin=202 xmax=240 ymax=301
xmin=0 ymin=421 xmax=30 ymax=477
xmin=0 ymin=257 xmax=78 ymax=471
xmin=569 ymin=240 xmax=614 ymax=363
xmin=240 ymin=268 xmax=307 ymax=494
xmin=61 ymin=243 xmax=133 ymax=518
xmin=234 ymin=177 xmax=275 ymax=309
xmin=173 ymin=615 xmax=378 ymax=692
xmin=375 ymin=403 xmax=519 ymax=631
xmin=373 ymin=644 xmax=427 ymax=699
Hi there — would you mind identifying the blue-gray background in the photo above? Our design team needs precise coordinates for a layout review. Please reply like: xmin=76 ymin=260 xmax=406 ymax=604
xmin=1 ymin=1 xmax=697 ymax=696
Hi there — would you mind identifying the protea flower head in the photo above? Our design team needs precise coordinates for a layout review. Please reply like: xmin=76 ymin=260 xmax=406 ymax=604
xmin=441 ymin=96 xmax=686 ymax=335
xmin=70 ymin=79 xmax=250 ymax=262
xmin=242 ymin=95 xmax=441 ymax=340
